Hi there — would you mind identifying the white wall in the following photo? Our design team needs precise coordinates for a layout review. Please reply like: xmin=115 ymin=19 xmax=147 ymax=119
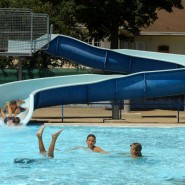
xmin=100 ymin=38 xmax=110 ymax=49
xmin=134 ymin=35 xmax=185 ymax=54
xmin=100 ymin=35 xmax=185 ymax=55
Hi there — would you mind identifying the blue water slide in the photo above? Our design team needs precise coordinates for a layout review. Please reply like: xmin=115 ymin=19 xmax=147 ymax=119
xmin=34 ymin=69 xmax=185 ymax=109
xmin=1 ymin=34 xmax=185 ymax=125
xmin=46 ymin=34 xmax=185 ymax=73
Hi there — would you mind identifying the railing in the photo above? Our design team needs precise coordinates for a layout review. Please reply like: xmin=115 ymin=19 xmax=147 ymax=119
xmin=31 ymin=102 xmax=185 ymax=124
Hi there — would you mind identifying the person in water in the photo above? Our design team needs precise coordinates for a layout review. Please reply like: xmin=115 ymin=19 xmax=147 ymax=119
xmin=14 ymin=125 xmax=63 ymax=164
xmin=36 ymin=125 xmax=63 ymax=158
xmin=130 ymin=143 xmax=142 ymax=157
xmin=76 ymin=135 xmax=142 ymax=156
xmin=0 ymin=102 xmax=20 ymax=126
xmin=86 ymin=134 xmax=109 ymax=154
xmin=72 ymin=134 xmax=109 ymax=154
xmin=9 ymin=99 xmax=27 ymax=116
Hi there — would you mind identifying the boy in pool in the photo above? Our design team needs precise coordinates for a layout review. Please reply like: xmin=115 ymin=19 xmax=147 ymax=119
xmin=130 ymin=143 xmax=142 ymax=157
xmin=73 ymin=134 xmax=109 ymax=154
xmin=36 ymin=125 xmax=63 ymax=158
xmin=0 ymin=102 xmax=20 ymax=126
xmin=86 ymin=134 xmax=109 ymax=154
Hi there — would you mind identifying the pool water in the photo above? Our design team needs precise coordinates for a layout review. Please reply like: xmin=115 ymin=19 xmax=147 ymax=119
xmin=0 ymin=125 xmax=185 ymax=185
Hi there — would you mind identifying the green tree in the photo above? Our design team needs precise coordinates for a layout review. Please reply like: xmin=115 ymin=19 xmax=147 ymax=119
xmin=0 ymin=0 xmax=10 ymax=7
xmin=74 ymin=0 xmax=183 ymax=49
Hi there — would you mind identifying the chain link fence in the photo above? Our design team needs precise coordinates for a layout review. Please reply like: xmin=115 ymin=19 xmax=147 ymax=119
xmin=0 ymin=8 xmax=49 ymax=56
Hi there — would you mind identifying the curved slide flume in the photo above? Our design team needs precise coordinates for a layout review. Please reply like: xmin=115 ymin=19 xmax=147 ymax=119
xmin=34 ymin=69 xmax=185 ymax=109
xmin=0 ymin=74 xmax=117 ymax=125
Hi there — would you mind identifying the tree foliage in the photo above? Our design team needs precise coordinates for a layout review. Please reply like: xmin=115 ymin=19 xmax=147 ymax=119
xmin=74 ymin=0 xmax=183 ymax=48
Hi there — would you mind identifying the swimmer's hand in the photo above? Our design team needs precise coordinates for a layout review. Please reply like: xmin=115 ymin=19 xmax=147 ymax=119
xmin=17 ymin=99 xmax=25 ymax=105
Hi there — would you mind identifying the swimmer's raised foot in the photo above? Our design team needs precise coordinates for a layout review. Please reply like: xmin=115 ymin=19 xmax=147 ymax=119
xmin=36 ymin=125 xmax=45 ymax=138
xmin=52 ymin=129 xmax=63 ymax=139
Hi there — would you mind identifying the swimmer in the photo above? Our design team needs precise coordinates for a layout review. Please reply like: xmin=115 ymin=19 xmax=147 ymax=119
xmin=9 ymin=99 xmax=27 ymax=116
xmin=130 ymin=143 xmax=142 ymax=157
xmin=73 ymin=134 xmax=109 ymax=154
xmin=36 ymin=125 xmax=63 ymax=158
xmin=86 ymin=134 xmax=109 ymax=154
xmin=0 ymin=103 xmax=20 ymax=126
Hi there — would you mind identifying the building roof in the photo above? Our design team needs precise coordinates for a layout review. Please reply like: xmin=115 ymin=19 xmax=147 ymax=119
xmin=141 ymin=0 xmax=185 ymax=35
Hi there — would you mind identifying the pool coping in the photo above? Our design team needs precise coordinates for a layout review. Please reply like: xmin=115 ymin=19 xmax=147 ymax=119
xmin=44 ymin=122 xmax=185 ymax=128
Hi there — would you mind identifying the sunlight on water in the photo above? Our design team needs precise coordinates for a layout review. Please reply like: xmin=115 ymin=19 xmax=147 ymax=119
xmin=0 ymin=125 xmax=185 ymax=185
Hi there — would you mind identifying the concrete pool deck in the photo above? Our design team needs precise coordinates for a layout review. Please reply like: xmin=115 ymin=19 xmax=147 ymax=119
xmin=31 ymin=106 xmax=185 ymax=127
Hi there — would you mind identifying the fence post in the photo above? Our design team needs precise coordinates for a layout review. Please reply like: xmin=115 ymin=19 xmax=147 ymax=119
xmin=18 ymin=58 xmax=23 ymax=80
xmin=177 ymin=101 xmax=180 ymax=124
xmin=61 ymin=105 xmax=64 ymax=122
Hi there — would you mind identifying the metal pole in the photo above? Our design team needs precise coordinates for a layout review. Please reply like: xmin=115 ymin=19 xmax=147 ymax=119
xmin=18 ymin=58 xmax=22 ymax=81
xmin=30 ymin=10 xmax=33 ymax=55
xmin=184 ymin=95 xmax=185 ymax=116
xmin=50 ymin=24 xmax=53 ymax=34
xmin=177 ymin=101 xmax=181 ymax=123
xmin=61 ymin=105 xmax=64 ymax=122
xmin=119 ymin=106 xmax=121 ymax=119
xmin=177 ymin=107 xmax=180 ymax=123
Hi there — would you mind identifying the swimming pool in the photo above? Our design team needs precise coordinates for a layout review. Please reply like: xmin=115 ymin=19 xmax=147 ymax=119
xmin=0 ymin=125 xmax=185 ymax=185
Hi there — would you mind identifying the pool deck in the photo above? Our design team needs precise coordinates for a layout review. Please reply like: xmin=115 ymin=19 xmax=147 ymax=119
xmin=31 ymin=106 xmax=185 ymax=127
